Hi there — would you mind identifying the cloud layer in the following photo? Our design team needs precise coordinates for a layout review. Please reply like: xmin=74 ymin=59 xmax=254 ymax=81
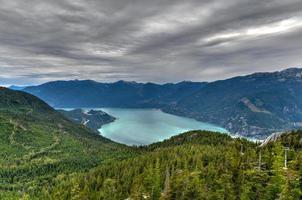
xmin=0 ymin=0 xmax=302 ymax=85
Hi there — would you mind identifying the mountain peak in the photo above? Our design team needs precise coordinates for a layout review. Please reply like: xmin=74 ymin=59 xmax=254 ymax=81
xmin=114 ymin=80 xmax=138 ymax=85
xmin=278 ymin=67 xmax=302 ymax=78
xmin=8 ymin=85 xmax=27 ymax=91
xmin=247 ymin=67 xmax=302 ymax=80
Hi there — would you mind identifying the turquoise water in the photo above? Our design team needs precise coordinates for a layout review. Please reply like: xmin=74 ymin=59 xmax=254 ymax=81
xmin=98 ymin=108 xmax=228 ymax=146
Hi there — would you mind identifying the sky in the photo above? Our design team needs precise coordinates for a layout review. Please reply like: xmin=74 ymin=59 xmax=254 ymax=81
xmin=0 ymin=0 xmax=302 ymax=86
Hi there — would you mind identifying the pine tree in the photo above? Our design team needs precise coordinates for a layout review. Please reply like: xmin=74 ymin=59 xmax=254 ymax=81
xmin=160 ymin=167 xmax=171 ymax=200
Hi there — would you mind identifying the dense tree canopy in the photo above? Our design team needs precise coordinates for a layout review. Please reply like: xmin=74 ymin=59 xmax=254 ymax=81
xmin=0 ymin=88 xmax=301 ymax=199
xmin=36 ymin=131 xmax=302 ymax=199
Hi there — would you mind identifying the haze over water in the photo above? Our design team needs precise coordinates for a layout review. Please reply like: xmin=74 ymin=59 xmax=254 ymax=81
xmin=99 ymin=108 xmax=228 ymax=146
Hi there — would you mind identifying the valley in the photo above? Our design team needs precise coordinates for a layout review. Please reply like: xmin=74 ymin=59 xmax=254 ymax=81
xmin=2 ymin=0 xmax=302 ymax=199
xmin=0 ymin=87 xmax=301 ymax=199
xmin=58 ymin=107 xmax=228 ymax=146
xmin=22 ymin=68 xmax=302 ymax=139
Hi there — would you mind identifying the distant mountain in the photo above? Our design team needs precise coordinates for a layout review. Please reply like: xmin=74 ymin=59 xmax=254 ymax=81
xmin=23 ymin=68 xmax=302 ymax=138
xmin=23 ymin=80 xmax=207 ymax=108
xmin=8 ymin=85 xmax=27 ymax=91
xmin=165 ymin=68 xmax=302 ymax=138
xmin=58 ymin=108 xmax=116 ymax=131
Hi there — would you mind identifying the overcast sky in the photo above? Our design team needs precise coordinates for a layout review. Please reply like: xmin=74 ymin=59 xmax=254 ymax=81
xmin=0 ymin=0 xmax=302 ymax=85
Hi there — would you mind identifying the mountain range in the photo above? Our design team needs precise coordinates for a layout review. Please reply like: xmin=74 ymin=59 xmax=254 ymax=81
xmin=23 ymin=80 xmax=206 ymax=108
xmin=22 ymin=68 xmax=302 ymax=139
xmin=1 ymin=86 xmax=302 ymax=199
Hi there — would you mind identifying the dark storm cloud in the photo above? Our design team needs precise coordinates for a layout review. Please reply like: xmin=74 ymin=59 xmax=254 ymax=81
xmin=0 ymin=0 xmax=302 ymax=85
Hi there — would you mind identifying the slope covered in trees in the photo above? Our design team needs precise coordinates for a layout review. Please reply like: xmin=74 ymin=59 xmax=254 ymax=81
xmin=168 ymin=68 xmax=302 ymax=138
xmin=58 ymin=109 xmax=116 ymax=132
xmin=36 ymin=131 xmax=302 ymax=200
xmin=0 ymin=88 xmax=135 ymax=199
xmin=1 ymin=87 xmax=302 ymax=199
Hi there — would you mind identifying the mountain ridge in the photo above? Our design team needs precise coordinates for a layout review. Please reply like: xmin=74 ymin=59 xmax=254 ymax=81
xmin=1 ymin=87 xmax=302 ymax=199
xmin=0 ymin=88 xmax=133 ymax=198
xmin=22 ymin=68 xmax=302 ymax=139
xmin=168 ymin=67 xmax=302 ymax=138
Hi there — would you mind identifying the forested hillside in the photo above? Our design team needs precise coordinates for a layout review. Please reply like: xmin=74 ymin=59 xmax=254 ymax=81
xmin=1 ymin=87 xmax=302 ymax=199
xmin=58 ymin=109 xmax=116 ymax=132
xmin=37 ymin=131 xmax=302 ymax=200
xmin=0 ymin=88 xmax=135 ymax=199
xmin=168 ymin=68 xmax=302 ymax=138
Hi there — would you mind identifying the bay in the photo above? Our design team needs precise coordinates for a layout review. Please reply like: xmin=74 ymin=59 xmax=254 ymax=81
xmin=98 ymin=108 xmax=228 ymax=146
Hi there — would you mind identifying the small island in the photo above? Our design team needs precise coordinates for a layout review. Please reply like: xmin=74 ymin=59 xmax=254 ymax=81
xmin=58 ymin=109 xmax=116 ymax=132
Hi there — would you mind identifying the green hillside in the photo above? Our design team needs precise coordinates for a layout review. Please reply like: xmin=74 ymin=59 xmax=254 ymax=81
xmin=36 ymin=130 xmax=302 ymax=200
xmin=1 ymin=87 xmax=302 ymax=199
xmin=0 ymin=88 xmax=135 ymax=199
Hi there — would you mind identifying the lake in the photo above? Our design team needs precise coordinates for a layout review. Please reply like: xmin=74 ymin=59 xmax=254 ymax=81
xmin=98 ymin=108 xmax=228 ymax=146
